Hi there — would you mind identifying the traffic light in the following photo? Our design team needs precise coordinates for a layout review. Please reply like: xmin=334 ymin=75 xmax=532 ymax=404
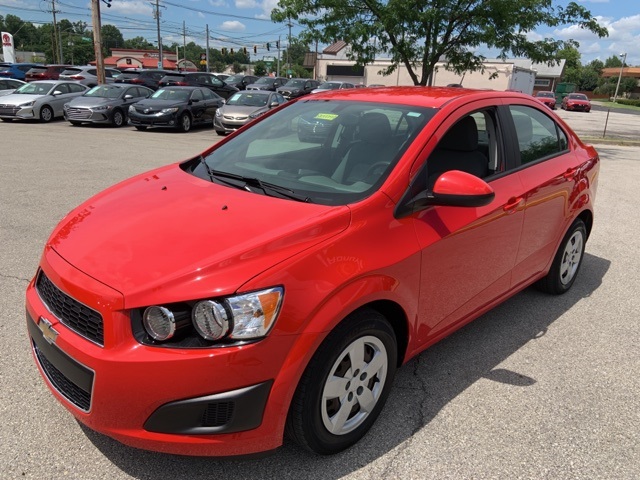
xmin=230 ymin=48 xmax=234 ymax=54
xmin=221 ymin=47 xmax=227 ymax=55
xmin=266 ymin=43 xmax=270 ymax=51
xmin=243 ymin=47 xmax=247 ymax=55
xmin=253 ymin=45 xmax=257 ymax=54
xmin=276 ymin=40 xmax=279 ymax=49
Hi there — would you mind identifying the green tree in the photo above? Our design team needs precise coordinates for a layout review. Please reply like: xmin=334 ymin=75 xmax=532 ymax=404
xmin=232 ymin=61 xmax=245 ymax=74
xmin=102 ymin=24 xmax=124 ymax=56
xmin=595 ymin=76 xmax=637 ymax=97
xmin=254 ymin=60 xmax=268 ymax=76
xmin=123 ymin=36 xmax=154 ymax=50
xmin=604 ymin=55 xmax=624 ymax=69
xmin=273 ymin=0 xmax=607 ymax=85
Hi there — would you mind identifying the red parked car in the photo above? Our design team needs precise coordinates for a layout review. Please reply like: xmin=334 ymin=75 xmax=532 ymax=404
xmin=535 ymin=90 xmax=556 ymax=109
xmin=24 ymin=65 xmax=73 ymax=82
xmin=561 ymin=93 xmax=591 ymax=112
xmin=25 ymin=87 xmax=599 ymax=456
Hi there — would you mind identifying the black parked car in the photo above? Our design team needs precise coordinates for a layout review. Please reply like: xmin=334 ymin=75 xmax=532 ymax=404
xmin=158 ymin=72 xmax=238 ymax=100
xmin=223 ymin=74 xmax=258 ymax=90
xmin=128 ymin=86 xmax=224 ymax=132
xmin=64 ymin=84 xmax=154 ymax=127
xmin=276 ymin=78 xmax=321 ymax=100
xmin=245 ymin=77 xmax=289 ymax=91
xmin=115 ymin=69 xmax=169 ymax=90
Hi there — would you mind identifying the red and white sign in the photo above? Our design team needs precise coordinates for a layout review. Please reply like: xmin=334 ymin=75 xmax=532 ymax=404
xmin=2 ymin=32 xmax=15 ymax=63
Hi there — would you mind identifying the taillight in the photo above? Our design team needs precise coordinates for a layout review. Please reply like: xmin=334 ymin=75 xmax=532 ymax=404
xmin=176 ymin=81 xmax=188 ymax=86
xmin=130 ymin=78 xmax=143 ymax=84
xmin=70 ymin=75 xmax=85 ymax=80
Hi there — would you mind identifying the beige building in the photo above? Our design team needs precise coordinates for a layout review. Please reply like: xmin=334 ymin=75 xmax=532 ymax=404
xmin=314 ymin=41 xmax=565 ymax=95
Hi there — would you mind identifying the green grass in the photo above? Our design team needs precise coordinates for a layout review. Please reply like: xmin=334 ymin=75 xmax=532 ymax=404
xmin=591 ymin=100 xmax=640 ymax=111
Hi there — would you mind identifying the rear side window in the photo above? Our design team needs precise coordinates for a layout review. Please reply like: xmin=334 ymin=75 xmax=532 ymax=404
xmin=509 ymin=105 xmax=568 ymax=165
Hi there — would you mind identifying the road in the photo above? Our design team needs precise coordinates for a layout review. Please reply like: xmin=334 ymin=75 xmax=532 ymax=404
xmin=1 ymin=117 xmax=638 ymax=479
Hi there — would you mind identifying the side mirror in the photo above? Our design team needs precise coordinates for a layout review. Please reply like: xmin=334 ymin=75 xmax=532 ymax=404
xmin=191 ymin=98 xmax=200 ymax=103
xmin=269 ymin=101 xmax=279 ymax=108
xmin=124 ymin=94 xmax=133 ymax=100
xmin=397 ymin=170 xmax=495 ymax=217
xmin=52 ymin=90 xmax=62 ymax=96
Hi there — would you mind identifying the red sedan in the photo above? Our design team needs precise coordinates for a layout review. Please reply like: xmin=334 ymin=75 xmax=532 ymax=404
xmin=535 ymin=90 xmax=557 ymax=109
xmin=562 ymin=93 xmax=592 ymax=112
xmin=25 ymin=87 xmax=599 ymax=456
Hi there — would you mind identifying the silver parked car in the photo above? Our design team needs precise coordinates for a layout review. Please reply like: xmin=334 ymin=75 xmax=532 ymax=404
xmin=214 ymin=90 xmax=286 ymax=135
xmin=64 ymin=84 xmax=154 ymax=127
xmin=0 ymin=80 xmax=88 ymax=122
xmin=0 ymin=78 xmax=26 ymax=96
xmin=58 ymin=66 xmax=121 ymax=87
xmin=310 ymin=81 xmax=356 ymax=94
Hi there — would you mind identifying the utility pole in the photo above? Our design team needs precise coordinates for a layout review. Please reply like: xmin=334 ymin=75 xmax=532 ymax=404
xmin=154 ymin=0 xmax=163 ymax=69
xmin=91 ymin=0 xmax=105 ymax=83
xmin=48 ymin=0 xmax=63 ymax=63
xmin=277 ymin=35 xmax=281 ymax=77
xmin=205 ymin=24 xmax=210 ymax=72
xmin=183 ymin=20 xmax=187 ymax=70
xmin=286 ymin=18 xmax=292 ymax=77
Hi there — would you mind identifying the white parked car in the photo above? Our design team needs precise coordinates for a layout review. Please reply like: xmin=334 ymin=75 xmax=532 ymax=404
xmin=0 ymin=80 xmax=88 ymax=122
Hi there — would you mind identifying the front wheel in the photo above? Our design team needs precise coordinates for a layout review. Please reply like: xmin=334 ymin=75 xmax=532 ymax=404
xmin=286 ymin=309 xmax=397 ymax=454
xmin=536 ymin=219 xmax=586 ymax=294
xmin=178 ymin=113 xmax=191 ymax=132
xmin=40 ymin=105 xmax=54 ymax=123
xmin=111 ymin=109 xmax=125 ymax=127
xmin=135 ymin=125 xmax=147 ymax=131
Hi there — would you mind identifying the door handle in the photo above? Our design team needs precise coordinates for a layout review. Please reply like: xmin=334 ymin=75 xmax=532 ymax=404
xmin=503 ymin=196 xmax=523 ymax=213
xmin=563 ymin=167 xmax=578 ymax=180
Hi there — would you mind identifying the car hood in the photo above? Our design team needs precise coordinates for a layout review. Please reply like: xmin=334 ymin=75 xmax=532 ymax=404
xmin=0 ymin=93 xmax=45 ymax=105
xmin=133 ymin=99 xmax=184 ymax=109
xmin=277 ymin=86 xmax=301 ymax=92
xmin=0 ymin=89 xmax=16 ymax=97
xmin=67 ymin=97 xmax=117 ymax=108
xmin=220 ymin=104 xmax=264 ymax=116
xmin=47 ymin=163 xmax=350 ymax=307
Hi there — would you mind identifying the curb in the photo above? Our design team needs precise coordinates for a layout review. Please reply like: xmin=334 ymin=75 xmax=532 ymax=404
xmin=581 ymin=136 xmax=640 ymax=147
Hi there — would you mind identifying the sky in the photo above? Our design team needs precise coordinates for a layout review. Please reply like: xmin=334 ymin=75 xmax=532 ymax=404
xmin=0 ymin=0 xmax=638 ymax=66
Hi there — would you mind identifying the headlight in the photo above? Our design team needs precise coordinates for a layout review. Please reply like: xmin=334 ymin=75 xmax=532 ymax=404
xmin=143 ymin=306 xmax=190 ymax=341
xmin=161 ymin=107 xmax=179 ymax=114
xmin=91 ymin=105 xmax=111 ymax=111
xmin=215 ymin=109 xmax=221 ymax=117
xmin=20 ymin=101 xmax=35 ymax=107
xmin=128 ymin=105 xmax=135 ymax=112
xmin=137 ymin=287 xmax=284 ymax=347
xmin=249 ymin=110 xmax=265 ymax=119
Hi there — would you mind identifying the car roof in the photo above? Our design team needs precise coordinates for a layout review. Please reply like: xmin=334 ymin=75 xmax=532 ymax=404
xmin=301 ymin=86 xmax=535 ymax=109
xmin=160 ymin=86 xmax=199 ymax=90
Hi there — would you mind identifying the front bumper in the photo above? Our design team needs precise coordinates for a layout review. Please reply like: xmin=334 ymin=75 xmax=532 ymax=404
xmin=25 ymin=248 xmax=301 ymax=456
xmin=129 ymin=111 xmax=179 ymax=128
xmin=213 ymin=114 xmax=249 ymax=134
xmin=64 ymin=107 xmax=114 ymax=124
xmin=0 ymin=105 xmax=36 ymax=119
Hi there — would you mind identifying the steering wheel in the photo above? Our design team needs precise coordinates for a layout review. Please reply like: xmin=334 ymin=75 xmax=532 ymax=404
xmin=366 ymin=161 xmax=390 ymax=179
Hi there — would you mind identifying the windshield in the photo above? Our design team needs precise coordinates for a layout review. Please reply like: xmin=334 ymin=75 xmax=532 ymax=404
xmin=61 ymin=68 xmax=82 ymax=75
xmin=14 ymin=82 xmax=53 ymax=95
xmin=151 ymin=88 xmax=191 ymax=101
xmin=568 ymin=94 xmax=588 ymax=100
xmin=317 ymin=83 xmax=341 ymax=90
xmin=283 ymin=79 xmax=305 ymax=88
xmin=85 ymin=85 xmax=123 ymax=98
xmin=226 ymin=75 xmax=244 ymax=83
xmin=225 ymin=92 xmax=269 ymax=107
xmin=196 ymin=100 xmax=436 ymax=205
xmin=537 ymin=92 xmax=554 ymax=98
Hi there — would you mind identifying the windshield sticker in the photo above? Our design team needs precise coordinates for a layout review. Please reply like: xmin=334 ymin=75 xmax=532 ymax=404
xmin=407 ymin=112 xmax=422 ymax=117
xmin=315 ymin=113 xmax=339 ymax=121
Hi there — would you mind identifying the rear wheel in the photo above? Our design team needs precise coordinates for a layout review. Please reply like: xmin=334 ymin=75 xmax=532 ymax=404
xmin=286 ymin=308 xmax=397 ymax=454
xmin=178 ymin=113 xmax=192 ymax=132
xmin=536 ymin=219 xmax=586 ymax=294
xmin=40 ymin=106 xmax=54 ymax=123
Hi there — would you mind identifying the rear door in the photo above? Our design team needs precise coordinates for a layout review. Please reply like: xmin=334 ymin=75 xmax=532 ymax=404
xmin=504 ymin=102 xmax=586 ymax=288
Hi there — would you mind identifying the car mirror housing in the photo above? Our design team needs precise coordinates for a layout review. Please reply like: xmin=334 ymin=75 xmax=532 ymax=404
xmin=396 ymin=170 xmax=495 ymax=217
xmin=124 ymin=94 xmax=133 ymax=100
xmin=52 ymin=90 xmax=62 ymax=96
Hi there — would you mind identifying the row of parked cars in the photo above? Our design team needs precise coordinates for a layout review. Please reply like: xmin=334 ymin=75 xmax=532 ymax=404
xmin=0 ymin=63 xmax=361 ymax=133
xmin=534 ymin=90 xmax=592 ymax=112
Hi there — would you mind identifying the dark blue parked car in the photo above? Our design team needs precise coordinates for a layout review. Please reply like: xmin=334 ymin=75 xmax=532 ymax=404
xmin=0 ymin=63 xmax=43 ymax=81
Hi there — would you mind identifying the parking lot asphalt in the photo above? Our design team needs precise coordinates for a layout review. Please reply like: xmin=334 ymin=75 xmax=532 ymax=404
xmin=1 ymin=113 xmax=639 ymax=479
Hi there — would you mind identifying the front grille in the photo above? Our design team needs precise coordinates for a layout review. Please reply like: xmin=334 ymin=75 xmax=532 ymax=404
xmin=34 ymin=342 xmax=92 ymax=411
xmin=66 ymin=107 xmax=92 ymax=119
xmin=223 ymin=114 xmax=248 ymax=121
xmin=202 ymin=401 xmax=235 ymax=427
xmin=36 ymin=272 xmax=104 ymax=346
xmin=134 ymin=106 xmax=160 ymax=114
xmin=0 ymin=106 xmax=19 ymax=115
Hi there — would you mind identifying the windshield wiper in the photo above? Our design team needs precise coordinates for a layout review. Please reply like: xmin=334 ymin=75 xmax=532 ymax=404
xmin=199 ymin=157 xmax=312 ymax=203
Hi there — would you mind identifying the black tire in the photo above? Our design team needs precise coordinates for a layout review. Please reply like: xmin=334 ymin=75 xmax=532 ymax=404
xmin=69 ymin=121 xmax=82 ymax=126
xmin=40 ymin=105 xmax=54 ymax=123
xmin=286 ymin=308 xmax=397 ymax=454
xmin=178 ymin=113 xmax=192 ymax=132
xmin=536 ymin=219 xmax=587 ymax=294
xmin=111 ymin=109 xmax=125 ymax=127
xmin=216 ymin=130 xmax=226 ymax=136
xmin=135 ymin=126 xmax=147 ymax=131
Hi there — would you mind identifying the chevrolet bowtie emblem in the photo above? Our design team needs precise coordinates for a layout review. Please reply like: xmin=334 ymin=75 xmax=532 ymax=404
xmin=38 ymin=317 xmax=59 ymax=344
